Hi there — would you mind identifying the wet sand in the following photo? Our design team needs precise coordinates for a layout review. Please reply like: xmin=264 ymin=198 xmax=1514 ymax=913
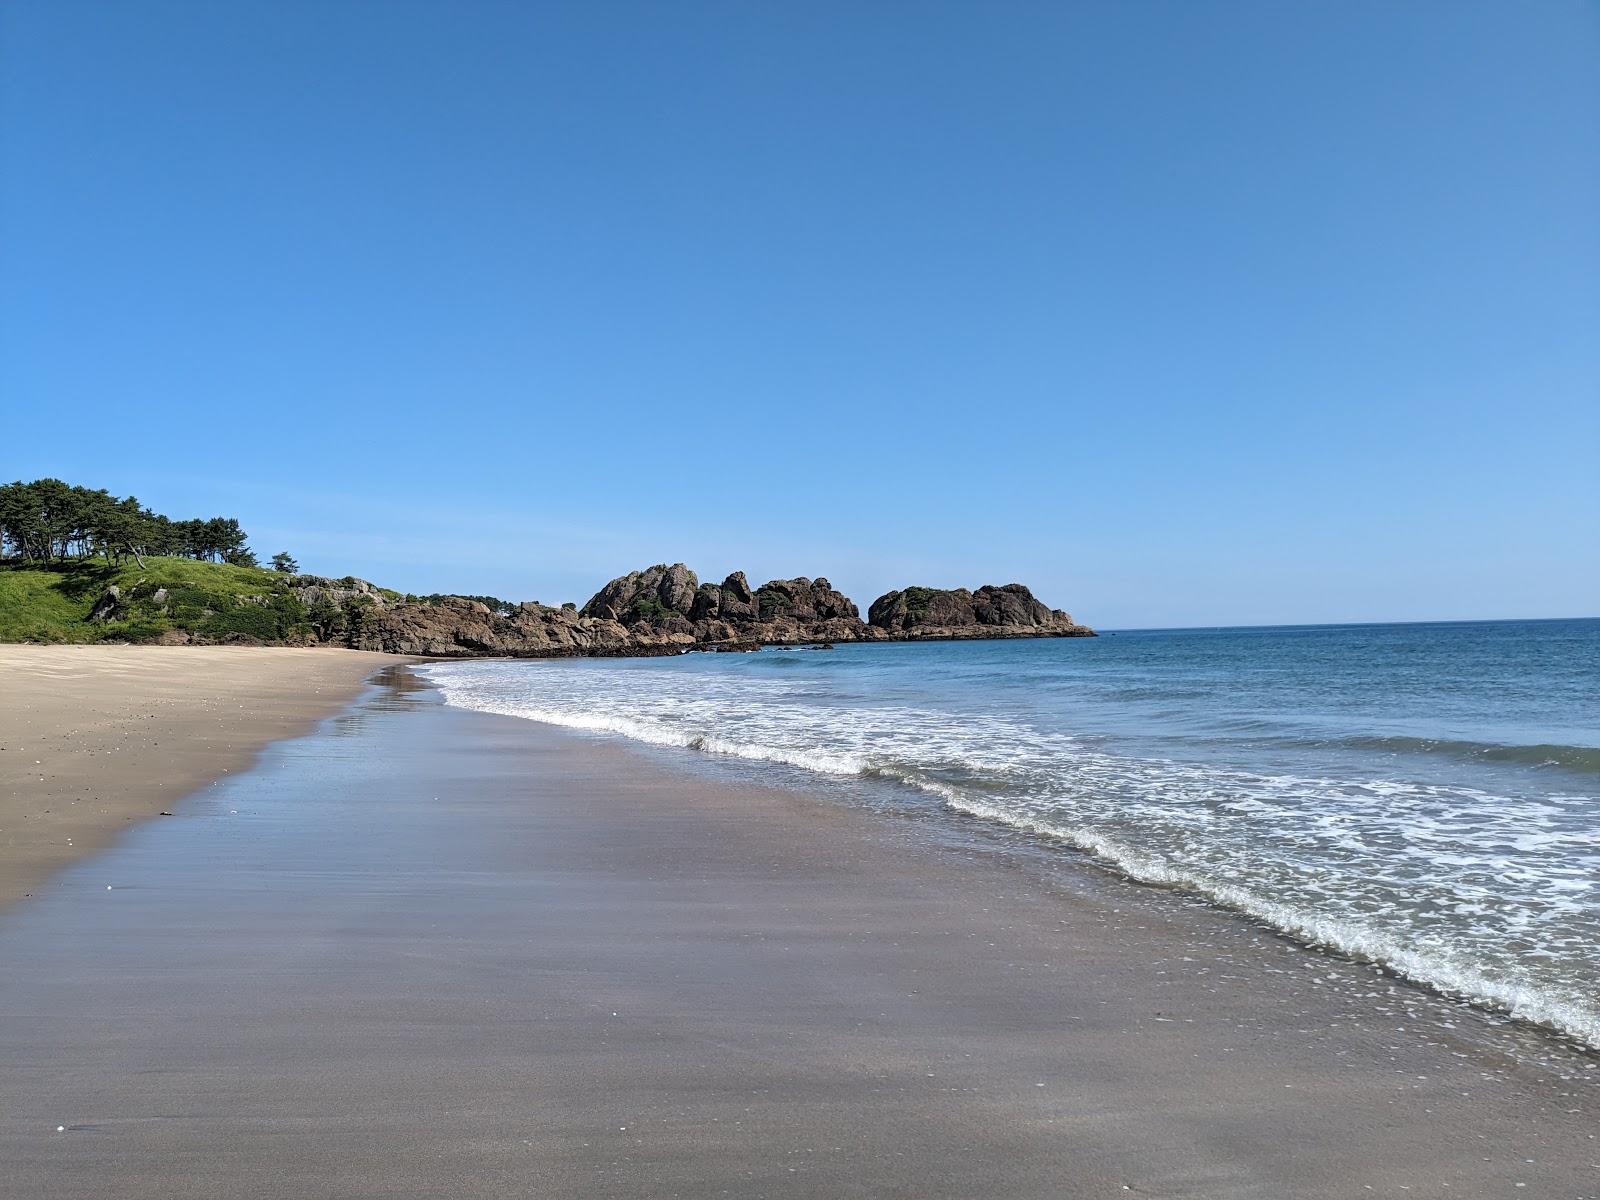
xmin=0 ymin=645 xmax=410 ymax=908
xmin=0 ymin=671 xmax=1596 ymax=1198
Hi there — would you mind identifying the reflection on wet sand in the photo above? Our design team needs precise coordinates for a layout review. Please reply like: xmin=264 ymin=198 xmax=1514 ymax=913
xmin=0 ymin=676 xmax=1595 ymax=1198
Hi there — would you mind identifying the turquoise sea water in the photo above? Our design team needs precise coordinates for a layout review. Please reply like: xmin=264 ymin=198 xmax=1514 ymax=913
xmin=423 ymin=618 xmax=1600 ymax=1047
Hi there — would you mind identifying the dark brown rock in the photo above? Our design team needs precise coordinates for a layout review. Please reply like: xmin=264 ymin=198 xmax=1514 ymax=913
xmin=339 ymin=566 xmax=1090 ymax=657
xmin=716 ymin=572 xmax=756 ymax=622
xmin=868 ymin=584 xmax=1093 ymax=639
xmin=349 ymin=596 xmax=639 ymax=658
xmin=580 ymin=564 xmax=699 ymax=625
xmin=689 ymin=584 xmax=722 ymax=622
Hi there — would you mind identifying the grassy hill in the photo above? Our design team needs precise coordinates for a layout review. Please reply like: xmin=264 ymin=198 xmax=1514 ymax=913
xmin=0 ymin=557 xmax=351 ymax=644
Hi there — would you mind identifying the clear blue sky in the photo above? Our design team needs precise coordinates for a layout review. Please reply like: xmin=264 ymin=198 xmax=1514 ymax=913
xmin=3 ymin=1 xmax=1596 ymax=627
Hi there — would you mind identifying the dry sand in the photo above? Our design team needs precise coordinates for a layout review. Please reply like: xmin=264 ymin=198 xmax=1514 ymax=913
xmin=0 ymin=645 xmax=408 ymax=907
xmin=1 ymin=670 xmax=1596 ymax=1198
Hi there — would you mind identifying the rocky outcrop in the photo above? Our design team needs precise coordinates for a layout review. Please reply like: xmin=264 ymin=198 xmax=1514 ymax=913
xmin=347 ymin=596 xmax=674 ymax=658
xmin=745 ymin=576 xmax=876 ymax=644
xmin=285 ymin=573 xmax=390 ymax=610
xmin=77 ymin=560 xmax=1094 ymax=654
xmin=580 ymin=563 xmax=699 ymax=627
xmin=87 ymin=585 xmax=124 ymax=622
xmin=581 ymin=565 xmax=882 ymax=647
xmin=867 ymin=584 xmax=1094 ymax=639
xmin=347 ymin=569 xmax=1092 ymax=656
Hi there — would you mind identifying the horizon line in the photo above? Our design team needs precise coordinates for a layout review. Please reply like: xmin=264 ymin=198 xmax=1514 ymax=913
xmin=1096 ymin=615 xmax=1599 ymax=634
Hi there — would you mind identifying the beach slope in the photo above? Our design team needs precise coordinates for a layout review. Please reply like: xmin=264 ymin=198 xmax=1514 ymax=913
xmin=0 ymin=645 xmax=407 ymax=907
xmin=0 ymin=673 xmax=1594 ymax=1197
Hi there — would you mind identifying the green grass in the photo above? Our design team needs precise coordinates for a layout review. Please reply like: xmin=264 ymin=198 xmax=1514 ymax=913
xmin=0 ymin=565 xmax=92 ymax=642
xmin=0 ymin=556 xmax=309 ymax=643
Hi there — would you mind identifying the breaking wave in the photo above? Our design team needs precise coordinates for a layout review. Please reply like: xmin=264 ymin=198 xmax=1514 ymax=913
xmin=418 ymin=637 xmax=1600 ymax=1051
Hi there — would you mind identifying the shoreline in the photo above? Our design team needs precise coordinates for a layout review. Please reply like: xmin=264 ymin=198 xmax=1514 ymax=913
xmin=452 ymin=680 xmax=1600 ymax=1063
xmin=417 ymin=649 xmax=1600 ymax=1055
xmin=1 ymin=669 xmax=1595 ymax=1196
xmin=0 ymin=645 xmax=411 ymax=908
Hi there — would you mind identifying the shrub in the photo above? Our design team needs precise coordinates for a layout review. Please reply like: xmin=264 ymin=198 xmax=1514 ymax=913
xmin=900 ymin=586 xmax=939 ymax=623
xmin=757 ymin=590 xmax=793 ymax=621
xmin=626 ymin=596 xmax=681 ymax=624
xmin=199 ymin=590 xmax=305 ymax=641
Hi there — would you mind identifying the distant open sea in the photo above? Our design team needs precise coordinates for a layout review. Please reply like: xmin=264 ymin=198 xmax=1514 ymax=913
xmin=421 ymin=618 xmax=1600 ymax=1048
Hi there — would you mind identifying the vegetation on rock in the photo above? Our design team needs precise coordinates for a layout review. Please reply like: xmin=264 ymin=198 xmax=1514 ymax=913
xmin=417 ymin=593 xmax=518 ymax=617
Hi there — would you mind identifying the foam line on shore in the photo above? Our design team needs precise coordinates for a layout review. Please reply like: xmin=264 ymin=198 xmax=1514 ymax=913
xmin=422 ymin=671 xmax=1600 ymax=1051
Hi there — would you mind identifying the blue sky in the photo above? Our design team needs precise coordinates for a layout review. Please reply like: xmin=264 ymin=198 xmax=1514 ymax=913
xmin=3 ymin=1 xmax=1596 ymax=627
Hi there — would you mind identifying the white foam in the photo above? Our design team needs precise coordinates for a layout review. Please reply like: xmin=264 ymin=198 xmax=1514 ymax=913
xmin=937 ymin=792 xmax=1600 ymax=1049
xmin=418 ymin=657 xmax=1600 ymax=1050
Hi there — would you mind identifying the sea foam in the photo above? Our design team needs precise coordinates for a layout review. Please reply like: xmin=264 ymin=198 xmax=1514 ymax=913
xmin=419 ymin=632 xmax=1600 ymax=1050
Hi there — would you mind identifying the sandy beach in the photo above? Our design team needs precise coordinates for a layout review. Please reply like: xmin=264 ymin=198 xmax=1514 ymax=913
xmin=1 ymin=663 xmax=1596 ymax=1198
xmin=0 ymin=646 xmax=410 ymax=908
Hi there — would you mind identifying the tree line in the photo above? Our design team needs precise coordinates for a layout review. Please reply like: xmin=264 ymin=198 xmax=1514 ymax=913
xmin=0 ymin=478 xmax=256 ymax=568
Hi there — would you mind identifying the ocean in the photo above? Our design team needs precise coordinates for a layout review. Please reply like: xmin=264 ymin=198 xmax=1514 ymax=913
xmin=419 ymin=618 xmax=1600 ymax=1048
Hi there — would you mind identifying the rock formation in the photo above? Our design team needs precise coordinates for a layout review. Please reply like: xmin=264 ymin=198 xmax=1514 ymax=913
xmin=87 ymin=584 xmax=124 ymax=622
xmin=581 ymin=563 xmax=699 ymax=629
xmin=73 ymin=564 xmax=1091 ymax=655
xmin=285 ymin=574 xmax=389 ymax=610
xmin=347 ymin=596 xmax=656 ymax=658
xmin=867 ymin=584 xmax=1093 ymax=639
xmin=342 ymin=568 xmax=1095 ymax=656
xmin=581 ymin=564 xmax=880 ymax=647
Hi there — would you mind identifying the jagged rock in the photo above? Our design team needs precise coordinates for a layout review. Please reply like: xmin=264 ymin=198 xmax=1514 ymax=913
xmin=867 ymin=584 xmax=1093 ymax=639
xmin=334 ymin=566 xmax=1090 ymax=657
xmin=287 ymin=574 xmax=389 ymax=610
xmin=87 ymin=585 xmax=123 ymax=622
xmin=754 ymin=577 xmax=858 ymax=623
xmin=692 ymin=618 xmax=739 ymax=643
xmin=716 ymin=572 xmax=756 ymax=621
xmin=581 ymin=565 xmax=876 ymax=646
xmin=345 ymin=593 xmax=648 ymax=658
xmin=689 ymin=583 xmax=721 ymax=622
xmin=580 ymin=563 xmax=699 ymax=624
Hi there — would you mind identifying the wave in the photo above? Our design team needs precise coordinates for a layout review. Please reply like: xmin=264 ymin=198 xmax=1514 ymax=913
xmin=1295 ymin=734 xmax=1600 ymax=775
xmin=419 ymin=666 xmax=1600 ymax=1051
xmin=936 ymin=794 xmax=1600 ymax=1050
xmin=463 ymin=702 xmax=874 ymax=777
